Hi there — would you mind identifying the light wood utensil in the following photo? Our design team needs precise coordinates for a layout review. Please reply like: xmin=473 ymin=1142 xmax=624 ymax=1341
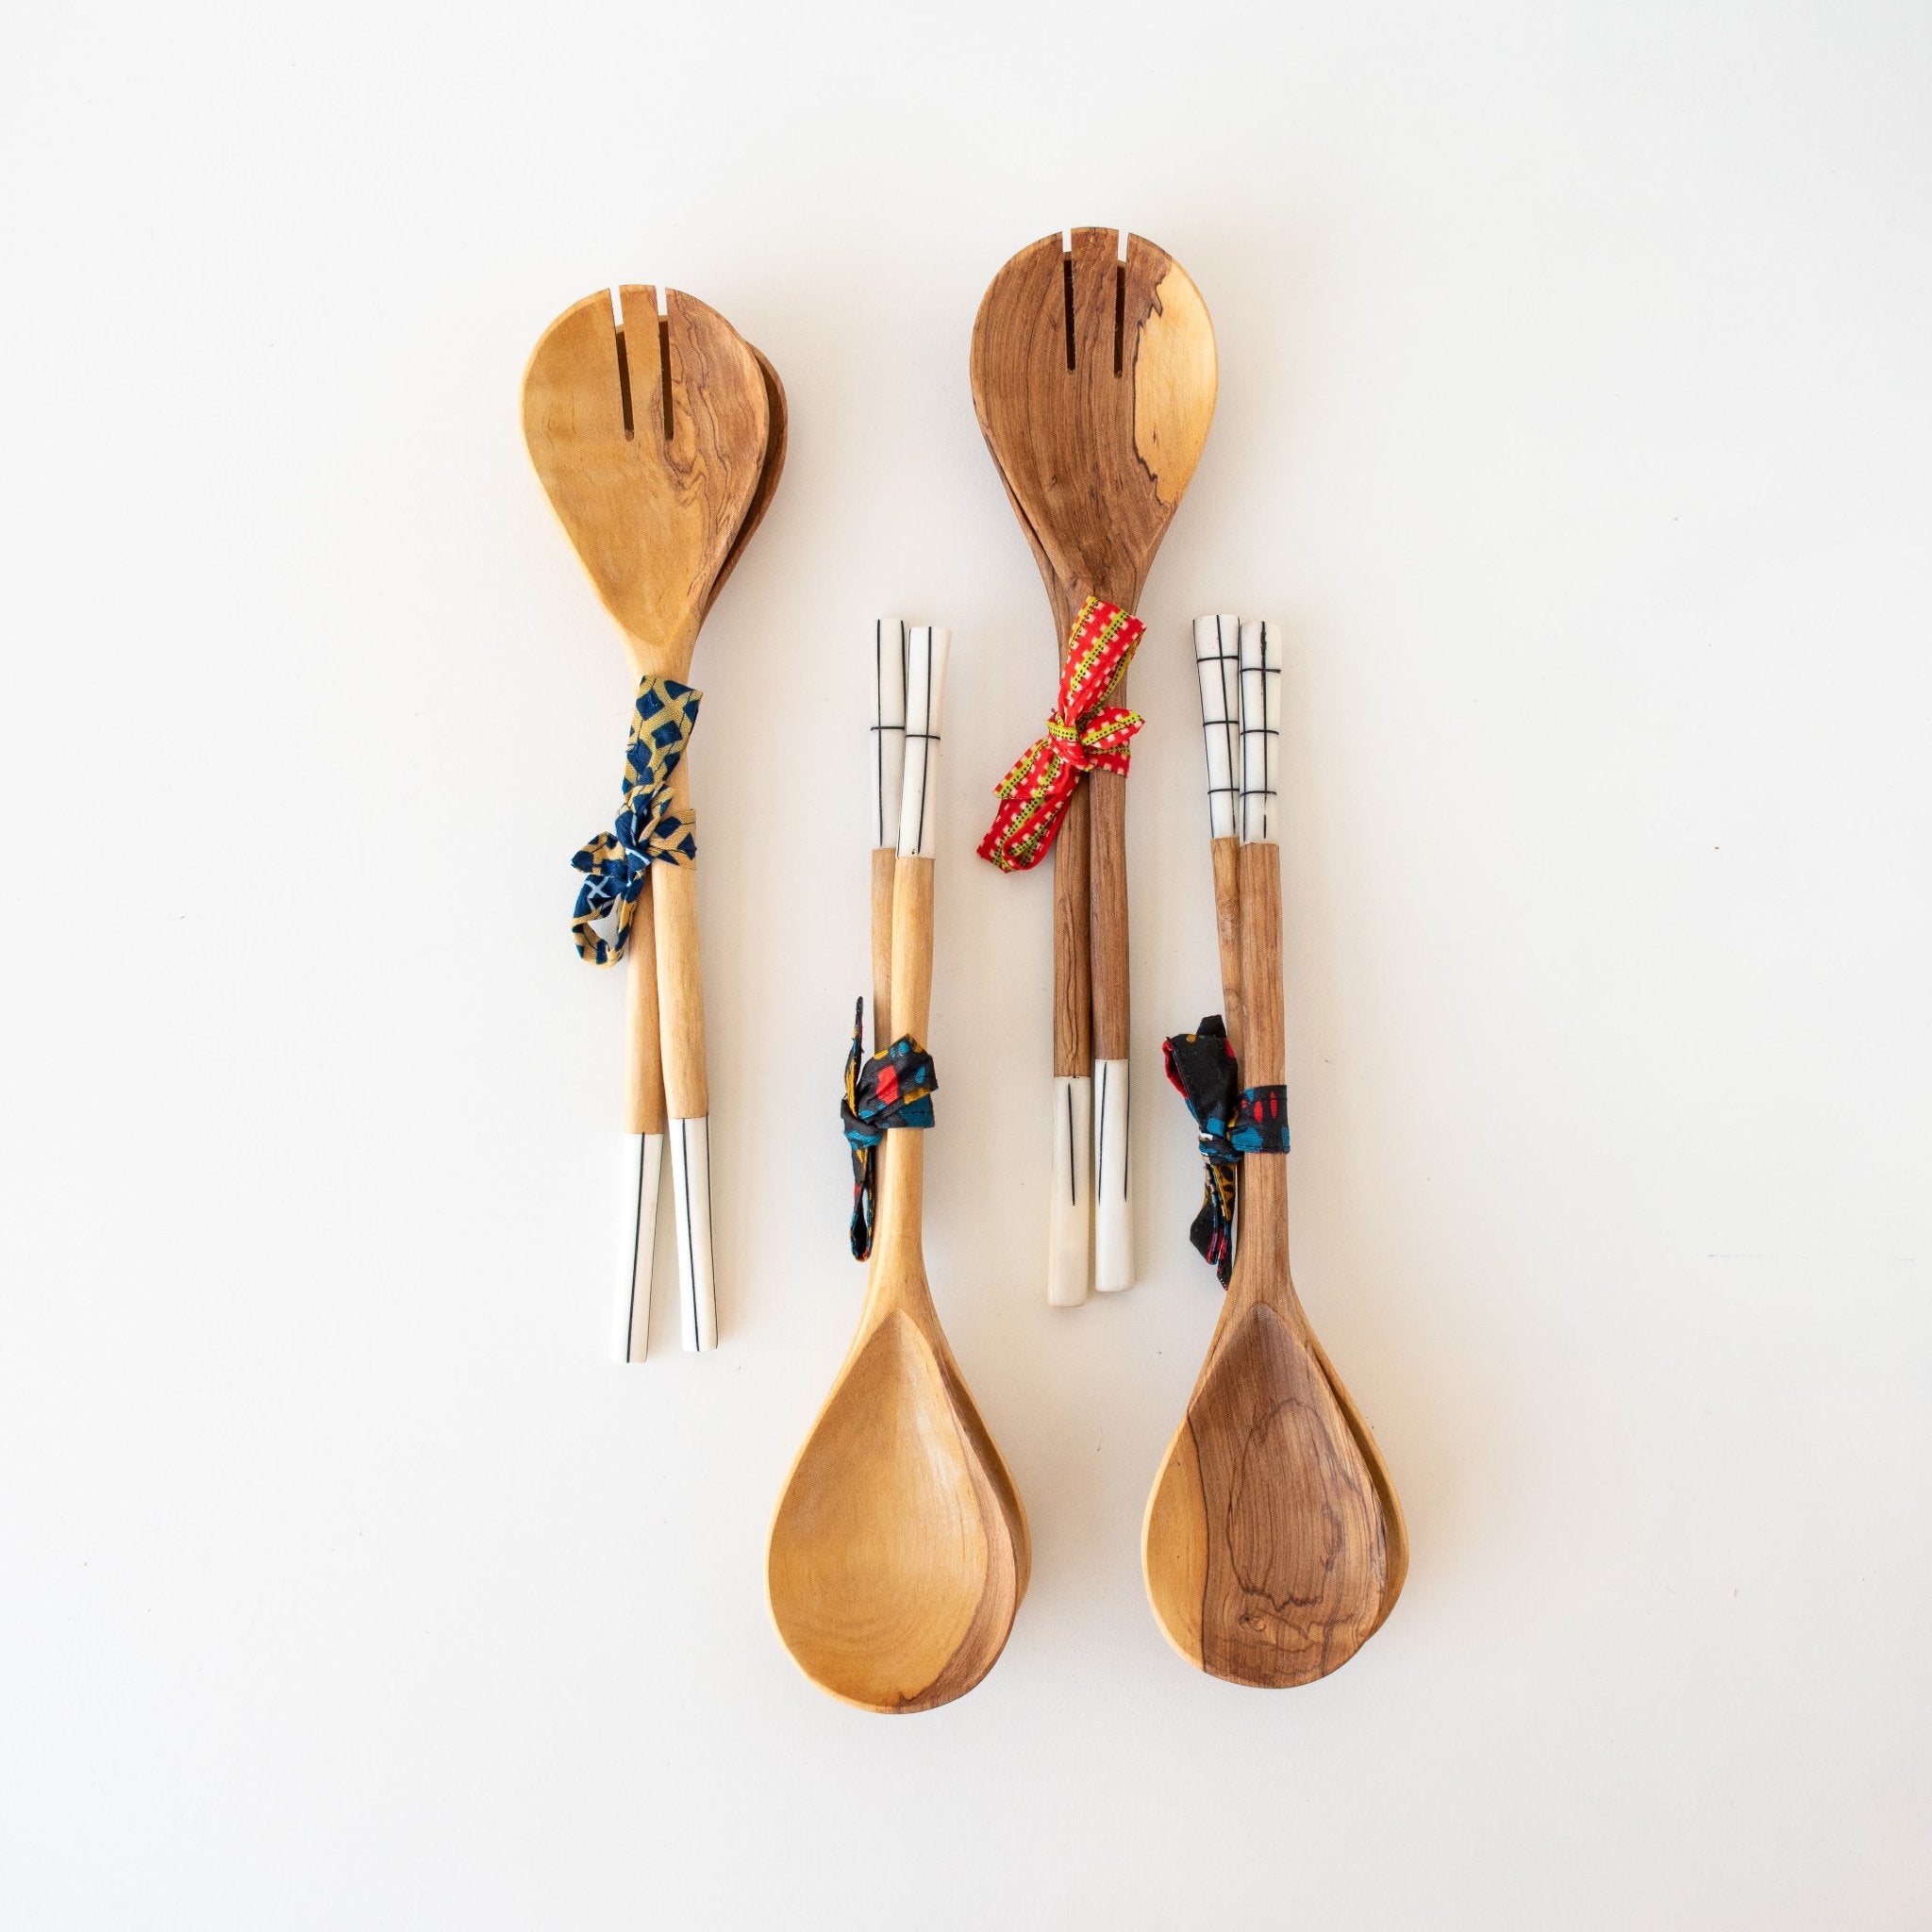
xmin=769 ymin=629 xmax=1028 ymax=1712
xmin=614 ymin=345 xmax=789 ymax=1360
xmin=971 ymin=227 xmax=1218 ymax=1302
xmin=1143 ymin=620 xmax=1405 ymax=1687
xmin=523 ymin=285 xmax=770 ymax=1355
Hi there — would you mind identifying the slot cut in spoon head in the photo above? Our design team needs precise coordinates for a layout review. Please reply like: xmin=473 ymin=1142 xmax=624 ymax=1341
xmin=971 ymin=228 xmax=1217 ymax=632
xmin=767 ymin=1147 xmax=1025 ymax=1713
xmin=522 ymin=285 xmax=769 ymax=678
xmin=1141 ymin=1158 xmax=1395 ymax=1688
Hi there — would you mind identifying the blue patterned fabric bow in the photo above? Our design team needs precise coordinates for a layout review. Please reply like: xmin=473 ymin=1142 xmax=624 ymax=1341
xmin=570 ymin=676 xmax=701 ymax=965
xmin=840 ymin=998 xmax=939 ymax=1260
xmin=1162 ymin=1015 xmax=1290 ymax=1286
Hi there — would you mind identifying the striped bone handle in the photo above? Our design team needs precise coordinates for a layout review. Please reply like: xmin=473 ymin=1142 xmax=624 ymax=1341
xmin=1239 ymin=619 xmax=1282 ymax=847
xmin=1194 ymin=615 xmax=1245 ymax=1051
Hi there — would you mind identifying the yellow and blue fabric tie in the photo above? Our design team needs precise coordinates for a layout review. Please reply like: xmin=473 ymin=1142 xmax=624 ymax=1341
xmin=570 ymin=676 xmax=700 ymax=965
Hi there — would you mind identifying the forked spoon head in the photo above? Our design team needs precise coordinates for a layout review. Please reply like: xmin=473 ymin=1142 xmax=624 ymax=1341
xmin=970 ymin=227 xmax=1217 ymax=623
xmin=522 ymin=286 xmax=768 ymax=675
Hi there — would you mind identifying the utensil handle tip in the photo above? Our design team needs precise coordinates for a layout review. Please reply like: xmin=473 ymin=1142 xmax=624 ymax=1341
xmin=1048 ymin=1075 xmax=1092 ymax=1307
xmin=1092 ymin=1059 xmax=1132 ymax=1292
xmin=670 ymin=1117 xmax=717 ymax=1351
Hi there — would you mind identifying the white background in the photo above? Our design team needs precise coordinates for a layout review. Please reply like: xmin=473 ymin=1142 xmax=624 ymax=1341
xmin=4 ymin=2 xmax=1928 ymax=1926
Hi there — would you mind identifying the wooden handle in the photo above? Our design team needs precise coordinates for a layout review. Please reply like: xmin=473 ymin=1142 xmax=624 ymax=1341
xmin=623 ymin=877 xmax=667 ymax=1135
xmin=1052 ymin=782 xmax=1092 ymax=1076
xmin=888 ymin=855 xmax=934 ymax=1043
xmin=1236 ymin=841 xmax=1284 ymax=1089
xmin=1089 ymin=769 xmax=1129 ymax=1059
xmin=653 ymin=759 xmax=708 ymax=1119
xmin=1210 ymin=836 xmax=1243 ymax=1059
xmin=870 ymin=847 xmax=896 ymax=1048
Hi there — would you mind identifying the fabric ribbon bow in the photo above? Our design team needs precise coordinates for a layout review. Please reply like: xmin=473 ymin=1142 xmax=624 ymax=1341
xmin=569 ymin=676 xmax=701 ymax=965
xmin=977 ymin=598 xmax=1146 ymax=873
xmin=839 ymin=999 xmax=939 ymax=1260
xmin=1162 ymin=1014 xmax=1291 ymax=1286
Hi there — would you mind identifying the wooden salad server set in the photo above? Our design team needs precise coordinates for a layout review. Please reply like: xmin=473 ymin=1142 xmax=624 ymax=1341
xmin=521 ymin=242 xmax=1405 ymax=1706
xmin=767 ymin=628 xmax=1029 ymax=1712
xmin=972 ymin=229 xmax=1218 ymax=1304
xmin=523 ymin=287 xmax=784 ymax=1359
xmin=1142 ymin=619 xmax=1407 ymax=1687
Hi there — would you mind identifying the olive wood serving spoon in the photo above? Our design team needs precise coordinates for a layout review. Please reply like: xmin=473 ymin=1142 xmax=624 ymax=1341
xmin=523 ymin=286 xmax=769 ymax=1354
xmin=864 ymin=621 xmax=1030 ymax=1581
xmin=768 ymin=629 xmax=1027 ymax=1711
xmin=1188 ymin=613 xmax=1407 ymax=1629
xmin=971 ymin=227 xmax=1218 ymax=1303
xmin=1143 ymin=620 xmax=1404 ymax=1686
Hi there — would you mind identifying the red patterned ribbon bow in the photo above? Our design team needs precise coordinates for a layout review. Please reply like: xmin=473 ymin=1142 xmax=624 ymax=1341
xmin=976 ymin=598 xmax=1146 ymax=873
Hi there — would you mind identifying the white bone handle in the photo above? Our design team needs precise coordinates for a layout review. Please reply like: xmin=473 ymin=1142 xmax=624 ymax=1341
xmin=1193 ymin=614 xmax=1242 ymax=841
xmin=618 ymin=1132 xmax=664 ymax=1361
xmin=670 ymin=1116 xmax=715 ymax=1352
xmin=1239 ymin=619 xmax=1283 ymax=845
xmin=1092 ymin=1059 xmax=1132 ymax=1291
xmin=1048 ymin=1075 xmax=1092 ymax=1306
xmin=874 ymin=619 xmax=908 ymax=852
xmin=899 ymin=625 xmax=949 ymax=858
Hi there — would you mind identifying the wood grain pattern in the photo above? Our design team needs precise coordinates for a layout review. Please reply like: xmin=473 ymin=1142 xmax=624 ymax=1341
xmin=523 ymin=287 xmax=766 ymax=675
xmin=972 ymin=229 xmax=1217 ymax=1276
xmin=1141 ymin=840 xmax=1403 ymax=1686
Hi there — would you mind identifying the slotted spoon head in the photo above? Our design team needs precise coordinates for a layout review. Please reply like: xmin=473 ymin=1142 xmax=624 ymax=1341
xmin=971 ymin=228 xmax=1218 ymax=631
xmin=522 ymin=286 xmax=768 ymax=677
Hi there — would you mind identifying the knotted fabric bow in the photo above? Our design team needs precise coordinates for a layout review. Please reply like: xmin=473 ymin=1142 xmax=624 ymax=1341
xmin=569 ymin=676 xmax=701 ymax=965
xmin=977 ymin=598 xmax=1146 ymax=873
xmin=1162 ymin=1015 xmax=1291 ymax=1286
xmin=840 ymin=999 xmax=939 ymax=1260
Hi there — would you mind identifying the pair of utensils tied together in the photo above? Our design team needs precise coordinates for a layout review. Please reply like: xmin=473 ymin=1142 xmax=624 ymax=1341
xmin=523 ymin=288 xmax=787 ymax=1360
xmin=1141 ymin=618 xmax=1407 ymax=1688
xmin=971 ymin=229 xmax=1219 ymax=1306
xmin=768 ymin=626 xmax=1030 ymax=1713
